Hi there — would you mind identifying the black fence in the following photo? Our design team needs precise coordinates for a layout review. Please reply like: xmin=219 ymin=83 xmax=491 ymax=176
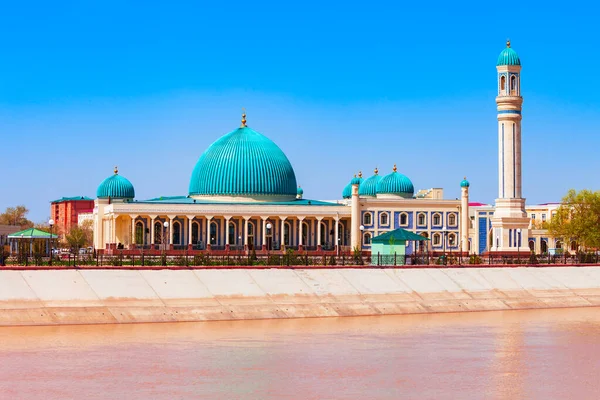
xmin=1 ymin=250 xmax=598 ymax=268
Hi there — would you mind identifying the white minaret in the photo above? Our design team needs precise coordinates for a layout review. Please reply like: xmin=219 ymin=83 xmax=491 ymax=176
xmin=460 ymin=177 xmax=470 ymax=254
xmin=350 ymin=173 xmax=362 ymax=250
xmin=491 ymin=40 xmax=530 ymax=253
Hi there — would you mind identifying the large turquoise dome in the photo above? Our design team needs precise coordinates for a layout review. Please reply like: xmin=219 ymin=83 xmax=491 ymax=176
xmin=97 ymin=167 xmax=135 ymax=199
xmin=189 ymin=124 xmax=297 ymax=199
xmin=358 ymin=169 xmax=381 ymax=197
xmin=376 ymin=165 xmax=414 ymax=198
xmin=497 ymin=40 xmax=521 ymax=66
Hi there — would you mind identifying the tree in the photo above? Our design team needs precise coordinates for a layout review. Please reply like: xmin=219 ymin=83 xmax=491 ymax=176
xmin=0 ymin=205 xmax=33 ymax=228
xmin=65 ymin=222 xmax=93 ymax=252
xmin=548 ymin=189 xmax=600 ymax=250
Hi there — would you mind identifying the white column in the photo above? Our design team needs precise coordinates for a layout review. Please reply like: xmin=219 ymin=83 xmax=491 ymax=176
xmin=334 ymin=217 xmax=339 ymax=249
xmin=130 ymin=215 xmax=137 ymax=246
xmin=187 ymin=216 xmax=194 ymax=245
xmin=298 ymin=217 xmax=305 ymax=246
xmin=461 ymin=185 xmax=469 ymax=254
xmin=280 ymin=217 xmax=287 ymax=247
xmin=262 ymin=217 xmax=267 ymax=248
xmin=150 ymin=216 xmax=156 ymax=245
xmin=206 ymin=216 xmax=213 ymax=246
xmin=317 ymin=217 xmax=323 ymax=247
xmin=225 ymin=217 xmax=231 ymax=245
xmin=351 ymin=183 xmax=360 ymax=249
xmin=244 ymin=217 xmax=250 ymax=247
xmin=168 ymin=216 xmax=173 ymax=245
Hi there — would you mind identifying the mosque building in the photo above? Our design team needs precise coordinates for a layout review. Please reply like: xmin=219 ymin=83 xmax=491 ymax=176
xmin=89 ymin=42 xmax=564 ymax=256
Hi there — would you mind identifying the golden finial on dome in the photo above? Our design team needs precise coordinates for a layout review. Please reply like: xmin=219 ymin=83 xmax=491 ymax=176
xmin=374 ymin=167 xmax=379 ymax=175
xmin=241 ymin=108 xmax=247 ymax=128
xmin=464 ymin=176 xmax=467 ymax=180
xmin=506 ymin=39 xmax=511 ymax=48
xmin=358 ymin=171 xmax=363 ymax=178
xmin=353 ymin=174 xmax=356 ymax=178
xmin=114 ymin=166 xmax=118 ymax=175
xmin=393 ymin=164 xmax=397 ymax=173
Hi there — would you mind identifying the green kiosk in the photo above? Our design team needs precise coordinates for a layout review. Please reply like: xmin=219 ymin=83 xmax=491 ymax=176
xmin=370 ymin=228 xmax=429 ymax=266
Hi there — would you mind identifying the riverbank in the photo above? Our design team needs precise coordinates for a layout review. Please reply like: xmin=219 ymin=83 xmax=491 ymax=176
xmin=1 ymin=267 xmax=600 ymax=326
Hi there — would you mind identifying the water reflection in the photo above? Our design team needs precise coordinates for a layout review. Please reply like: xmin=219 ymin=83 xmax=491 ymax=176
xmin=1 ymin=309 xmax=600 ymax=399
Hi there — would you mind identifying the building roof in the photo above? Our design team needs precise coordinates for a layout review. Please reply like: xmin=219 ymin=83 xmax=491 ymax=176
xmin=136 ymin=196 xmax=340 ymax=206
xmin=497 ymin=40 xmax=521 ymax=66
xmin=372 ymin=228 xmax=429 ymax=243
xmin=97 ymin=167 xmax=135 ymax=199
xmin=51 ymin=196 xmax=94 ymax=203
xmin=188 ymin=124 xmax=297 ymax=199
xmin=359 ymin=169 xmax=382 ymax=197
xmin=8 ymin=228 xmax=58 ymax=239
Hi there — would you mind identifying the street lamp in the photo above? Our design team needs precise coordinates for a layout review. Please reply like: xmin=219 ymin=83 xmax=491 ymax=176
xmin=266 ymin=222 xmax=272 ymax=251
xmin=495 ymin=235 xmax=500 ymax=265
xmin=163 ymin=221 xmax=169 ymax=251
xmin=48 ymin=219 xmax=54 ymax=266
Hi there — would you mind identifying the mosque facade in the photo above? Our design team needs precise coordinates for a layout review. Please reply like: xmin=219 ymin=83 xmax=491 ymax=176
xmin=90 ymin=42 xmax=561 ymax=256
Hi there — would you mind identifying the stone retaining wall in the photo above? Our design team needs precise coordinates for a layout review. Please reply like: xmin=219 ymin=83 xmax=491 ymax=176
xmin=1 ymin=267 xmax=599 ymax=326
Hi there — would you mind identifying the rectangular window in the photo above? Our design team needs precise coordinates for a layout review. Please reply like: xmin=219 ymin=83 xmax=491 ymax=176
xmin=531 ymin=214 xmax=536 ymax=220
xmin=542 ymin=214 xmax=546 ymax=222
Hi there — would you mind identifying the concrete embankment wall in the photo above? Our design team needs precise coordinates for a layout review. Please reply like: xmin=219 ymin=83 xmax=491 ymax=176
xmin=1 ymin=267 xmax=600 ymax=326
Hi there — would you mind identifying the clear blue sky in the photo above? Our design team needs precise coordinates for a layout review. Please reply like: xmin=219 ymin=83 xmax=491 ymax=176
xmin=1 ymin=1 xmax=599 ymax=222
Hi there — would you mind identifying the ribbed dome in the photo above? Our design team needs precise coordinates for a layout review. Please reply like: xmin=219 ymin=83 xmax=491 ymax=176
xmin=460 ymin=177 xmax=470 ymax=188
xmin=342 ymin=174 xmax=363 ymax=199
xmin=97 ymin=167 xmax=135 ymax=199
xmin=497 ymin=40 xmax=521 ymax=66
xmin=376 ymin=166 xmax=414 ymax=198
xmin=189 ymin=126 xmax=297 ymax=199
xmin=358 ymin=169 xmax=381 ymax=197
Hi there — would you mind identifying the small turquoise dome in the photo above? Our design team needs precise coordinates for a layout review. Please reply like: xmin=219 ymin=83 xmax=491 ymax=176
xmin=497 ymin=40 xmax=521 ymax=66
xmin=97 ymin=167 xmax=135 ymax=199
xmin=189 ymin=123 xmax=297 ymax=199
xmin=460 ymin=177 xmax=470 ymax=188
xmin=376 ymin=165 xmax=414 ymax=198
xmin=358 ymin=169 xmax=382 ymax=197
xmin=342 ymin=174 xmax=363 ymax=199
xmin=297 ymin=186 xmax=303 ymax=195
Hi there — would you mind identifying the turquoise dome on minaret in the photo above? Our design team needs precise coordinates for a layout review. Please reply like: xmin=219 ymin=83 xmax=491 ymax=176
xmin=460 ymin=177 xmax=470 ymax=188
xmin=342 ymin=172 xmax=363 ymax=199
xmin=97 ymin=167 xmax=135 ymax=199
xmin=497 ymin=40 xmax=521 ymax=66
xmin=358 ymin=168 xmax=381 ymax=197
xmin=189 ymin=113 xmax=298 ymax=200
xmin=376 ymin=165 xmax=414 ymax=198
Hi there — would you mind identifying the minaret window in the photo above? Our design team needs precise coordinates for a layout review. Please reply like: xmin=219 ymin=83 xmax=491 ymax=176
xmin=500 ymin=75 xmax=506 ymax=93
xmin=510 ymin=75 xmax=517 ymax=94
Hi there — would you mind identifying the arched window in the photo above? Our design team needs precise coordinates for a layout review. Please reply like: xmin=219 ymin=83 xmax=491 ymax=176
xmin=302 ymin=222 xmax=309 ymax=246
xmin=154 ymin=222 xmax=162 ymax=244
xmin=433 ymin=233 xmax=441 ymax=246
xmin=363 ymin=232 xmax=371 ymax=245
xmin=135 ymin=221 xmax=144 ymax=245
xmin=363 ymin=213 xmax=372 ymax=225
xmin=448 ymin=233 xmax=456 ymax=246
xmin=284 ymin=221 xmax=291 ymax=246
xmin=571 ymin=241 xmax=578 ymax=252
xmin=541 ymin=240 xmax=548 ymax=254
xmin=380 ymin=212 xmax=389 ymax=226
xmin=500 ymin=75 xmax=506 ymax=91
xmin=419 ymin=232 xmax=428 ymax=252
xmin=210 ymin=222 xmax=218 ymax=245
xmin=510 ymin=75 xmax=517 ymax=93
xmin=555 ymin=240 xmax=562 ymax=249
xmin=529 ymin=240 xmax=535 ymax=252
xmin=448 ymin=213 xmax=457 ymax=227
xmin=192 ymin=221 xmax=200 ymax=244
xmin=432 ymin=213 xmax=442 ymax=227
xmin=399 ymin=213 xmax=408 ymax=226
xmin=173 ymin=221 xmax=181 ymax=245
xmin=247 ymin=221 xmax=255 ymax=249
xmin=417 ymin=213 xmax=426 ymax=227
xmin=228 ymin=222 xmax=237 ymax=246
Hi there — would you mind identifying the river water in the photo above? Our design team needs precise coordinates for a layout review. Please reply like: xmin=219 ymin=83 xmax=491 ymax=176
xmin=1 ymin=308 xmax=600 ymax=399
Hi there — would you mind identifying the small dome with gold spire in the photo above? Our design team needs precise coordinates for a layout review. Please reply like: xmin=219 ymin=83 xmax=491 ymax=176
xmin=497 ymin=39 xmax=521 ymax=66
xmin=96 ymin=166 xmax=135 ymax=199
xmin=358 ymin=167 xmax=382 ymax=197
